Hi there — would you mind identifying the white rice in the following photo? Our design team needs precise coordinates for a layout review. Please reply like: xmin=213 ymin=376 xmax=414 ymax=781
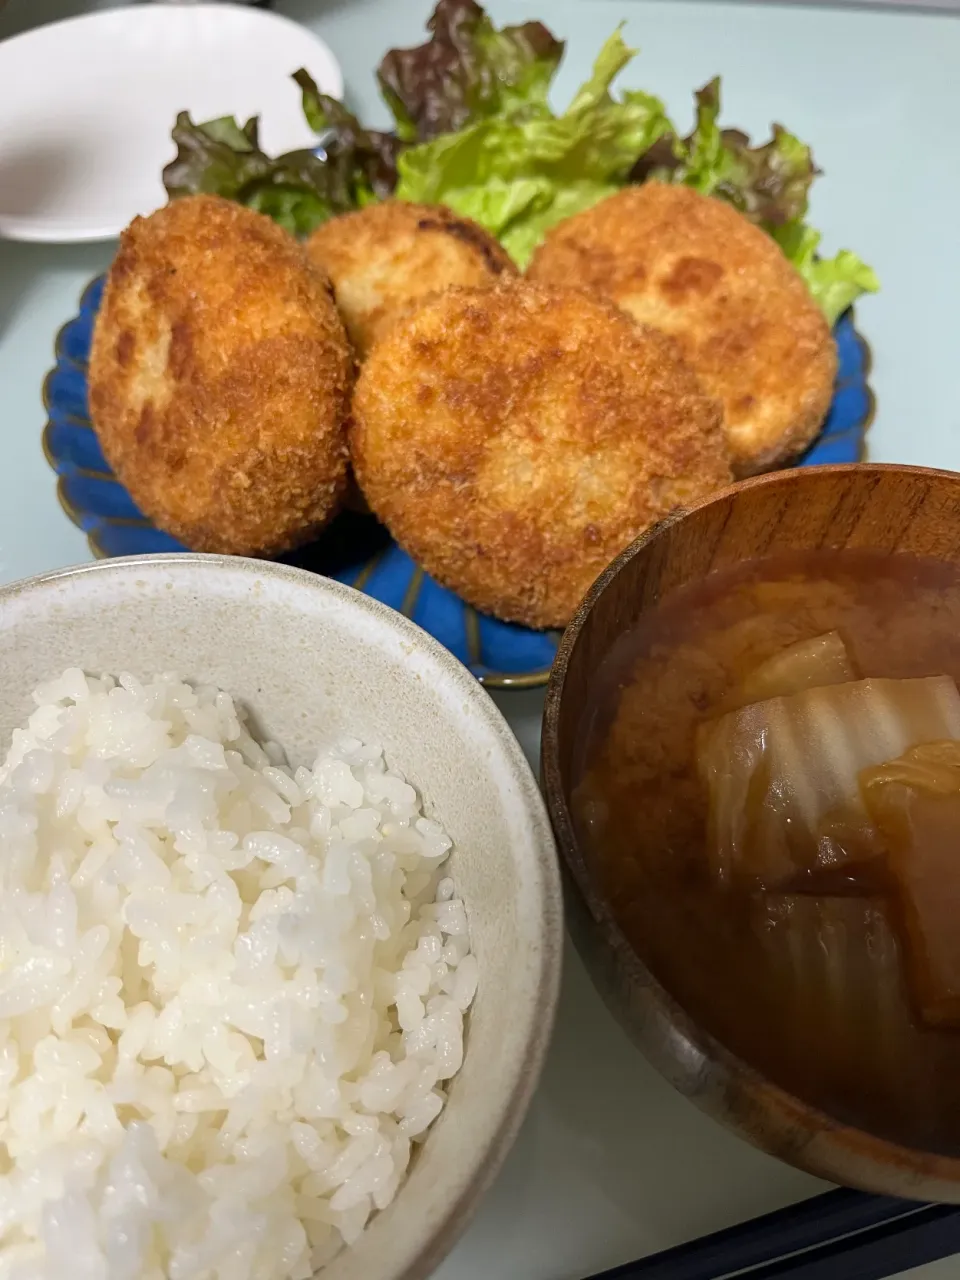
xmin=0 ymin=670 xmax=477 ymax=1280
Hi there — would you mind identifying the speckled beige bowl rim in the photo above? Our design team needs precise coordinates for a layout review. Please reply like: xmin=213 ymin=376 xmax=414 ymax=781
xmin=0 ymin=553 xmax=564 ymax=1280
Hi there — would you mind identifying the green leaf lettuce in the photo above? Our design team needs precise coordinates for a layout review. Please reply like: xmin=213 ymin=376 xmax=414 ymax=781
xmin=377 ymin=0 xmax=564 ymax=140
xmin=294 ymin=69 xmax=402 ymax=201
xmin=396 ymin=29 xmax=671 ymax=266
xmin=637 ymin=78 xmax=879 ymax=322
xmin=162 ymin=1 xmax=878 ymax=321
xmin=163 ymin=113 xmax=341 ymax=237
xmin=773 ymin=222 xmax=881 ymax=327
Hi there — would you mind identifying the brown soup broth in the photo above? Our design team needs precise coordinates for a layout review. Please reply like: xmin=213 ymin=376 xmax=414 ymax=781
xmin=574 ymin=549 xmax=960 ymax=1154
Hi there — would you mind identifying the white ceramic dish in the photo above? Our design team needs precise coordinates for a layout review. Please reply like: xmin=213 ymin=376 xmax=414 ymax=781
xmin=0 ymin=554 xmax=563 ymax=1280
xmin=0 ymin=4 xmax=342 ymax=243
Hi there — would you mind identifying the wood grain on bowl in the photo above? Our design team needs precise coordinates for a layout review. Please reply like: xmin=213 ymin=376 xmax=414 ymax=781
xmin=542 ymin=464 xmax=960 ymax=1203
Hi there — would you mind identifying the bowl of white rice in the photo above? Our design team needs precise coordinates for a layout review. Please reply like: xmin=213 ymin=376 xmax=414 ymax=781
xmin=0 ymin=554 xmax=562 ymax=1280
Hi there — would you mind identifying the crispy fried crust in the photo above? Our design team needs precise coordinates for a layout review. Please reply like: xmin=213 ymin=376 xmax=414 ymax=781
xmin=306 ymin=201 xmax=517 ymax=359
xmin=527 ymin=184 xmax=837 ymax=476
xmin=89 ymin=195 xmax=353 ymax=556
xmin=351 ymin=280 xmax=730 ymax=629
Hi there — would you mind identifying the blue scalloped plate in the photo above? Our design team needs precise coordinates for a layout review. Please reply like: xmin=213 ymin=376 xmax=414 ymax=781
xmin=43 ymin=275 xmax=874 ymax=689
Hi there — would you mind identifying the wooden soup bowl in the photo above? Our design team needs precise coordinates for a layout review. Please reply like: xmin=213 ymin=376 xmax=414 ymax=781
xmin=542 ymin=464 xmax=960 ymax=1201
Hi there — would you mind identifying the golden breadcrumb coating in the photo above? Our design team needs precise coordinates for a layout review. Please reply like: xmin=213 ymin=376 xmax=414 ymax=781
xmin=89 ymin=194 xmax=353 ymax=556
xmin=307 ymin=200 xmax=517 ymax=359
xmin=351 ymin=279 xmax=730 ymax=629
xmin=528 ymin=183 xmax=837 ymax=476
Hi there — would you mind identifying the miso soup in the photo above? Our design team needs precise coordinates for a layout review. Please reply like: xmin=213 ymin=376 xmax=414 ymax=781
xmin=575 ymin=549 xmax=960 ymax=1154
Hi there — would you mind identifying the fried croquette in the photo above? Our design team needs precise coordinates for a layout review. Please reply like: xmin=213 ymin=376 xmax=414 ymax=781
xmin=527 ymin=184 xmax=837 ymax=476
xmin=89 ymin=195 xmax=353 ymax=557
xmin=306 ymin=201 xmax=517 ymax=359
xmin=351 ymin=280 xmax=730 ymax=629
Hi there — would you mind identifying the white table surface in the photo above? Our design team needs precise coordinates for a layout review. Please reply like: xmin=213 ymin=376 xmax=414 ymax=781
xmin=1 ymin=1 xmax=959 ymax=1276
